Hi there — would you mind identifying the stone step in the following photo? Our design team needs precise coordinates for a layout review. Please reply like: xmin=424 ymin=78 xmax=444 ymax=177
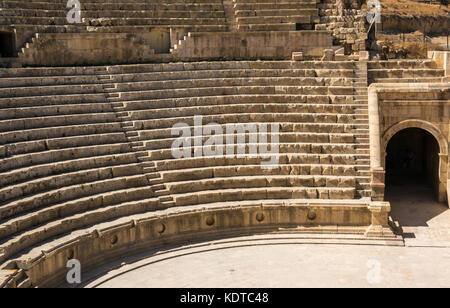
xmin=171 ymin=187 xmax=357 ymax=207
xmin=0 ymin=103 xmax=116 ymax=120
xmin=160 ymin=200 xmax=176 ymax=208
xmin=157 ymin=165 xmax=368 ymax=180
xmin=235 ymin=2 xmax=317 ymax=10
xmin=236 ymin=15 xmax=319 ymax=25
xmin=235 ymin=8 xmax=318 ymax=18
xmin=131 ymin=123 xmax=364 ymax=141
xmin=145 ymin=172 xmax=161 ymax=180
xmin=123 ymin=104 xmax=364 ymax=119
xmin=149 ymin=177 xmax=164 ymax=185
xmin=138 ymin=157 xmax=153 ymax=163
xmin=143 ymin=167 xmax=157 ymax=173
xmin=0 ymin=194 xmax=160 ymax=264
xmin=106 ymin=69 xmax=355 ymax=83
xmin=159 ymin=195 xmax=173 ymax=202
xmin=153 ymin=154 xmax=369 ymax=170
xmin=0 ymin=184 xmax=154 ymax=240
xmin=0 ymin=173 xmax=149 ymax=220
xmin=113 ymin=77 xmax=356 ymax=92
xmin=152 ymin=184 xmax=166 ymax=191
xmin=120 ymin=96 xmax=359 ymax=111
xmin=367 ymin=59 xmax=438 ymax=69
xmin=165 ymin=176 xmax=360 ymax=196
xmin=0 ymin=152 xmax=138 ymax=188
xmin=155 ymin=188 xmax=171 ymax=197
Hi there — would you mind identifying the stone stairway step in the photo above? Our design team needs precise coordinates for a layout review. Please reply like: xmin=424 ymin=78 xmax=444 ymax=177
xmin=156 ymin=190 xmax=171 ymax=197
xmin=149 ymin=177 xmax=164 ymax=185
xmin=138 ymin=156 xmax=153 ymax=162
xmin=143 ymin=166 xmax=157 ymax=173
xmin=159 ymin=195 xmax=173 ymax=202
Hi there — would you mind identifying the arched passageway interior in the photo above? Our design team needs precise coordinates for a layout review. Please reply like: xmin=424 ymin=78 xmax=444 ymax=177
xmin=0 ymin=32 xmax=15 ymax=58
xmin=385 ymin=128 xmax=448 ymax=229
xmin=386 ymin=128 xmax=440 ymax=194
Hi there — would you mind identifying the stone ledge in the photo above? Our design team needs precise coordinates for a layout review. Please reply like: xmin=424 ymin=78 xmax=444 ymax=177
xmin=0 ymin=199 xmax=394 ymax=288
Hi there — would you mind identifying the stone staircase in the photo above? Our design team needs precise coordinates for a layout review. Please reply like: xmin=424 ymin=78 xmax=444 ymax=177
xmin=353 ymin=60 xmax=371 ymax=198
xmin=368 ymin=59 xmax=447 ymax=84
xmin=95 ymin=66 xmax=176 ymax=209
xmin=0 ymin=66 xmax=162 ymax=264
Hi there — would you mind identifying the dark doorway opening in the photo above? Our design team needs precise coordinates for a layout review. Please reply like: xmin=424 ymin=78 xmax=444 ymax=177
xmin=385 ymin=128 xmax=439 ymax=195
xmin=385 ymin=128 xmax=447 ymax=232
xmin=0 ymin=32 xmax=16 ymax=58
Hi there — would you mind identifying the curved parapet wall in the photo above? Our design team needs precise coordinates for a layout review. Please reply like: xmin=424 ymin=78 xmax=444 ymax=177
xmin=1 ymin=199 xmax=392 ymax=288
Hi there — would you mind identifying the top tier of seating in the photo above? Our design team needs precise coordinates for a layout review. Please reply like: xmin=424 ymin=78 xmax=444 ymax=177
xmin=0 ymin=65 xmax=159 ymax=264
xmin=0 ymin=0 xmax=227 ymax=31
xmin=233 ymin=0 xmax=320 ymax=31
xmin=0 ymin=0 xmax=321 ymax=32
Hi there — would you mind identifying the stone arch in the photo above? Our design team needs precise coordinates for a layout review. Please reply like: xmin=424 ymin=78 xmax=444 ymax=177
xmin=382 ymin=119 xmax=448 ymax=203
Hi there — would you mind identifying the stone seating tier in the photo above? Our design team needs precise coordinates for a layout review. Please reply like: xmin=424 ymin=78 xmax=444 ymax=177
xmin=0 ymin=60 xmax=382 ymax=285
xmin=368 ymin=60 xmax=446 ymax=84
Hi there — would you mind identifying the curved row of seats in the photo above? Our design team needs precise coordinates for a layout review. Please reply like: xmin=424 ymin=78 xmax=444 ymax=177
xmin=1 ymin=0 xmax=323 ymax=36
xmin=100 ymin=61 xmax=371 ymax=209
xmin=0 ymin=0 xmax=226 ymax=26
xmin=368 ymin=60 xmax=446 ymax=84
xmin=233 ymin=0 xmax=320 ymax=31
xmin=0 ymin=66 xmax=160 ymax=263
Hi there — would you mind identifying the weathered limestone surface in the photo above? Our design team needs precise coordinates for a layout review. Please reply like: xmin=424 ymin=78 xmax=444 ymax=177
xmin=20 ymin=32 xmax=168 ymax=66
xmin=0 ymin=0 xmax=368 ymax=65
xmin=171 ymin=31 xmax=334 ymax=60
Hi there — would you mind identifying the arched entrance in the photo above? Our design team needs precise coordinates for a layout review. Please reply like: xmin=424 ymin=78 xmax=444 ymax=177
xmin=384 ymin=126 xmax=449 ymax=230
xmin=382 ymin=120 xmax=448 ymax=204
xmin=385 ymin=128 xmax=440 ymax=197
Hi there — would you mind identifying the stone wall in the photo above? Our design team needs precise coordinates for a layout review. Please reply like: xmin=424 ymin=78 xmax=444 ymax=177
xmin=317 ymin=0 xmax=368 ymax=54
xmin=17 ymin=30 xmax=334 ymax=65
xmin=20 ymin=31 xmax=170 ymax=66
